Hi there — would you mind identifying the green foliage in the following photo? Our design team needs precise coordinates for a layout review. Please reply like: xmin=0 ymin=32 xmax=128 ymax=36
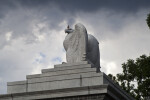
xmin=108 ymin=54 xmax=150 ymax=100
xmin=146 ymin=13 xmax=150 ymax=29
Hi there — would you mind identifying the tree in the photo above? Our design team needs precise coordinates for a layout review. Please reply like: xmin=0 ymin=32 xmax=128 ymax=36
xmin=109 ymin=54 xmax=150 ymax=100
xmin=146 ymin=13 xmax=150 ymax=29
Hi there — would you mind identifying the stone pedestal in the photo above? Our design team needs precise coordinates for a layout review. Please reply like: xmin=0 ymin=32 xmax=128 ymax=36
xmin=0 ymin=61 xmax=134 ymax=100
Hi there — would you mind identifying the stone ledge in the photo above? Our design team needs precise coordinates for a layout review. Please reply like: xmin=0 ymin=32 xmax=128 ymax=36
xmin=42 ymin=64 xmax=91 ymax=73
xmin=27 ymin=74 xmax=104 ymax=92
xmin=102 ymin=73 xmax=132 ymax=99
xmin=27 ymin=67 xmax=96 ymax=79
xmin=41 ymin=67 xmax=96 ymax=76
xmin=0 ymin=85 xmax=108 ymax=100
xmin=0 ymin=85 xmax=134 ymax=100
xmin=26 ymin=74 xmax=41 ymax=79
xmin=54 ymin=63 xmax=90 ymax=70
xmin=54 ymin=61 xmax=88 ymax=68
xmin=7 ymin=80 xmax=26 ymax=86
xmin=27 ymin=72 xmax=102 ymax=84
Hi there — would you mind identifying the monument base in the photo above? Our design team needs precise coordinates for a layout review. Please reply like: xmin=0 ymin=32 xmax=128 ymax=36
xmin=0 ymin=62 xmax=134 ymax=100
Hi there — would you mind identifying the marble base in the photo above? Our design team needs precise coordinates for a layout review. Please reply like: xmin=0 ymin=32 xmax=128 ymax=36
xmin=0 ymin=62 xmax=134 ymax=100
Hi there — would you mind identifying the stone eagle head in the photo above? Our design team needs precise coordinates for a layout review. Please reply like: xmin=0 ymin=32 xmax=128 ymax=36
xmin=65 ymin=25 xmax=74 ymax=34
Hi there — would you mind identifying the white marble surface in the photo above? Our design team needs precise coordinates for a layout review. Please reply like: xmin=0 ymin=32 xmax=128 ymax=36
xmin=63 ymin=23 xmax=100 ymax=72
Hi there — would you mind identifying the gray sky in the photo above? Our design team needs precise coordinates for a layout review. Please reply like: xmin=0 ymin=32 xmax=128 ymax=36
xmin=0 ymin=0 xmax=150 ymax=94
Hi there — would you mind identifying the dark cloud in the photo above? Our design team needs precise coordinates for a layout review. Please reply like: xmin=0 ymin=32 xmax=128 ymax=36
xmin=52 ymin=0 xmax=150 ymax=13
xmin=17 ymin=0 xmax=150 ymax=12
xmin=0 ymin=0 xmax=16 ymax=19
xmin=0 ymin=0 xmax=76 ymax=48
xmin=0 ymin=0 xmax=149 ymax=36
xmin=0 ymin=0 xmax=149 ymax=48
xmin=0 ymin=0 xmax=150 ymax=20
xmin=11 ymin=0 xmax=149 ymax=12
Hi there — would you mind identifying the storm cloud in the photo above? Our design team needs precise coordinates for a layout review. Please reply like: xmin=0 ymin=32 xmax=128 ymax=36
xmin=0 ymin=0 xmax=150 ymax=94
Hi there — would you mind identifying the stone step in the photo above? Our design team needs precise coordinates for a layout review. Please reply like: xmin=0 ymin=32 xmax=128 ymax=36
xmin=54 ymin=61 xmax=88 ymax=67
xmin=42 ymin=62 xmax=90 ymax=73
xmin=27 ymin=67 xmax=96 ymax=79
xmin=27 ymin=72 xmax=105 ymax=92
xmin=7 ymin=80 xmax=27 ymax=94
xmin=42 ymin=67 xmax=96 ymax=77
xmin=27 ymin=71 xmax=102 ymax=84
xmin=7 ymin=80 xmax=26 ymax=86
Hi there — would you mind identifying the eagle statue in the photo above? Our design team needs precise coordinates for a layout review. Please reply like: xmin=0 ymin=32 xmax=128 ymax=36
xmin=63 ymin=23 xmax=100 ymax=72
